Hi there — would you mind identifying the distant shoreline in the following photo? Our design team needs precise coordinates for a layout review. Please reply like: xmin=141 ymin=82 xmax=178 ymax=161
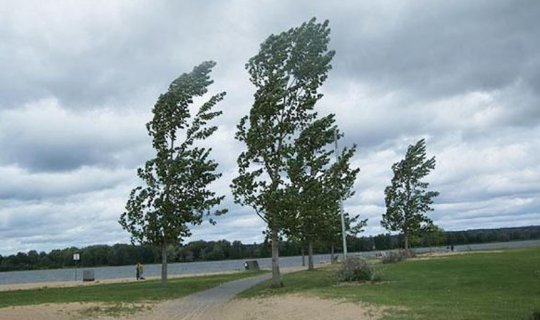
xmin=2 ymin=239 xmax=539 ymax=287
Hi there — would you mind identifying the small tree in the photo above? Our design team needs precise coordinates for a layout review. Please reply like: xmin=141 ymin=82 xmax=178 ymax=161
xmin=381 ymin=139 xmax=439 ymax=250
xmin=285 ymin=116 xmax=360 ymax=270
xmin=324 ymin=211 xmax=368 ymax=263
xmin=421 ymin=224 xmax=446 ymax=249
xmin=231 ymin=18 xmax=334 ymax=287
xmin=119 ymin=61 xmax=227 ymax=285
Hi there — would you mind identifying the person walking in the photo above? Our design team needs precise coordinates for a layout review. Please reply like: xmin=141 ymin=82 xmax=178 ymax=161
xmin=136 ymin=262 xmax=143 ymax=280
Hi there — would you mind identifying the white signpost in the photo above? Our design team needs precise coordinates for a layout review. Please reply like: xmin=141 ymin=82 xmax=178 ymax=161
xmin=73 ymin=253 xmax=80 ymax=281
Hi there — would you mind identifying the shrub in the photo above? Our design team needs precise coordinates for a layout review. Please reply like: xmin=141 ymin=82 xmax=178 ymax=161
xmin=371 ymin=271 xmax=384 ymax=282
xmin=528 ymin=311 xmax=540 ymax=320
xmin=381 ymin=250 xmax=416 ymax=264
xmin=337 ymin=256 xmax=374 ymax=282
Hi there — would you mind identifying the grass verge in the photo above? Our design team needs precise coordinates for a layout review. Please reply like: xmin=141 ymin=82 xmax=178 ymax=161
xmin=0 ymin=270 xmax=265 ymax=308
xmin=240 ymin=247 xmax=540 ymax=320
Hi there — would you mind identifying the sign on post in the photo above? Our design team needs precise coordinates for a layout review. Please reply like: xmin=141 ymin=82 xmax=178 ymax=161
xmin=73 ymin=253 xmax=80 ymax=281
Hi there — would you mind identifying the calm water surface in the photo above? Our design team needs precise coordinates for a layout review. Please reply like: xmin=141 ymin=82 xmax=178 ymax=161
xmin=1 ymin=239 xmax=539 ymax=285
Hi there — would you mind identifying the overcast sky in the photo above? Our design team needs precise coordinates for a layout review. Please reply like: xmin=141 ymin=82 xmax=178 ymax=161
xmin=1 ymin=0 xmax=539 ymax=255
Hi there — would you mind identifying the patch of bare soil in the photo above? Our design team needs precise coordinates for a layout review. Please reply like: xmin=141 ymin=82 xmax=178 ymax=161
xmin=214 ymin=294 xmax=385 ymax=320
xmin=410 ymin=250 xmax=503 ymax=260
xmin=0 ymin=303 xmax=98 ymax=320
xmin=0 ymin=294 xmax=386 ymax=320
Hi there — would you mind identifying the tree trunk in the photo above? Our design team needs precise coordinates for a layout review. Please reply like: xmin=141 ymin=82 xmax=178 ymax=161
xmin=307 ymin=241 xmax=314 ymax=270
xmin=161 ymin=244 xmax=168 ymax=286
xmin=330 ymin=244 xmax=335 ymax=264
xmin=301 ymin=246 xmax=305 ymax=267
xmin=404 ymin=233 xmax=409 ymax=251
xmin=270 ymin=228 xmax=282 ymax=287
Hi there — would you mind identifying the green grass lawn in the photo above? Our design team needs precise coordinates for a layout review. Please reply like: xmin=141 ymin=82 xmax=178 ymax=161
xmin=241 ymin=247 xmax=540 ymax=320
xmin=0 ymin=271 xmax=264 ymax=308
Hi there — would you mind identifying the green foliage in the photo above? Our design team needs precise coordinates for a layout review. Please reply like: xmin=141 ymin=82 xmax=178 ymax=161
xmin=336 ymin=256 xmax=374 ymax=282
xmin=119 ymin=61 xmax=227 ymax=249
xmin=231 ymin=18 xmax=335 ymax=286
xmin=382 ymin=139 xmax=439 ymax=249
xmin=284 ymin=113 xmax=361 ymax=267
xmin=232 ymin=18 xmax=335 ymax=228
xmin=242 ymin=247 xmax=540 ymax=320
xmin=420 ymin=224 xmax=445 ymax=247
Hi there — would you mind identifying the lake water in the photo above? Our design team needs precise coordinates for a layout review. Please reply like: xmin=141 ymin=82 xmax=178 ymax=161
xmin=1 ymin=239 xmax=539 ymax=285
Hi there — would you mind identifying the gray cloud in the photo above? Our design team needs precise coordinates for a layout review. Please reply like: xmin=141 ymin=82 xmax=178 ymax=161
xmin=1 ymin=0 xmax=539 ymax=255
xmin=0 ymin=98 xmax=151 ymax=172
xmin=330 ymin=1 xmax=540 ymax=100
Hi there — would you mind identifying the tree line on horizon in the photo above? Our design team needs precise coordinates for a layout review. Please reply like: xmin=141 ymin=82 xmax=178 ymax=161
xmin=2 ymin=225 xmax=538 ymax=272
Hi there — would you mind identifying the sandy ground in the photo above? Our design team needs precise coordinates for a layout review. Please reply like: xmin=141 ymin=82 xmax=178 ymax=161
xmin=410 ymin=249 xmax=503 ymax=260
xmin=0 ymin=295 xmax=384 ymax=320
xmin=0 ymin=303 xmax=100 ymax=320
xmin=216 ymin=295 xmax=384 ymax=320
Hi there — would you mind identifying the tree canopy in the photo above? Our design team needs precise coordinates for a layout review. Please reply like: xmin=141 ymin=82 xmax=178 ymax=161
xmin=119 ymin=61 xmax=227 ymax=284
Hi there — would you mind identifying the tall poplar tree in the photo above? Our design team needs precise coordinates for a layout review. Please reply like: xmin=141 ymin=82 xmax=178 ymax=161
xmin=381 ymin=139 xmax=439 ymax=250
xmin=119 ymin=61 xmax=227 ymax=285
xmin=231 ymin=18 xmax=334 ymax=287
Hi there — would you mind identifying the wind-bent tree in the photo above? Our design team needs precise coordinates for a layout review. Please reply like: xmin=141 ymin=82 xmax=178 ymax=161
xmin=286 ymin=115 xmax=359 ymax=270
xmin=231 ymin=18 xmax=334 ymax=287
xmin=381 ymin=139 xmax=439 ymax=250
xmin=119 ymin=61 xmax=227 ymax=285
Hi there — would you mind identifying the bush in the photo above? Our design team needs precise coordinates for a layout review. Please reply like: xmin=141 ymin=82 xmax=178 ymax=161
xmin=381 ymin=250 xmax=416 ymax=264
xmin=371 ymin=271 xmax=384 ymax=282
xmin=528 ymin=311 xmax=540 ymax=320
xmin=337 ymin=256 xmax=374 ymax=282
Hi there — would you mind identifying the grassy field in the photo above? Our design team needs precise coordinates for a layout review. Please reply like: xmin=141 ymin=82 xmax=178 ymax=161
xmin=0 ymin=271 xmax=264 ymax=308
xmin=241 ymin=247 xmax=540 ymax=320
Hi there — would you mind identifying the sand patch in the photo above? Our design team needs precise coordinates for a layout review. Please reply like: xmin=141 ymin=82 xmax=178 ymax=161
xmin=0 ymin=303 xmax=98 ymax=320
xmin=0 ymin=294 xmax=386 ymax=320
xmin=214 ymin=294 xmax=385 ymax=320
xmin=410 ymin=250 xmax=504 ymax=261
xmin=0 ymin=302 xmax=157 ymax=320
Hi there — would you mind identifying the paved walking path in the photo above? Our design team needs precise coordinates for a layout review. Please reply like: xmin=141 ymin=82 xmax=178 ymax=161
xmin=131 ymin=272 xmax=275 ymax=320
